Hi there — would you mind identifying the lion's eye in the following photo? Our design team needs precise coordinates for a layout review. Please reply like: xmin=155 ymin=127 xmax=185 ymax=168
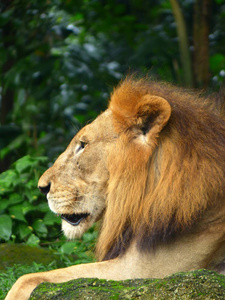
xmin=80 ymin=141 xmax=87 ymax=149
xmin=76 ymin=141 xmax=87 ymax=153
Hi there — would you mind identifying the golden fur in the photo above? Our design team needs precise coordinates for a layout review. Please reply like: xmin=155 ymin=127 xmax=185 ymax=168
xmin=97 ymin=78 xmax=225 ymax=260
xmin=6 ymin=77 xmax=225 ymax=300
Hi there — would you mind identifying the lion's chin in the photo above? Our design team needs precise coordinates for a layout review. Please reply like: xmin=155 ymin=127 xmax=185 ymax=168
xmin=61 ymin=217 xmax=92 ymax=239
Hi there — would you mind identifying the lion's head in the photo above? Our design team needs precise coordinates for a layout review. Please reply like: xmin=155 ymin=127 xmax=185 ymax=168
xmin=38 ymin=109 xmax=116 ymax=239
xmin=38 ymin=78 xmax=225 ymax=262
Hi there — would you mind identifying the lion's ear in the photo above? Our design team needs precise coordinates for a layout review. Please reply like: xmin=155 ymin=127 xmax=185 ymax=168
xmin=134 ymin=95 xmax=171 ymax=144
xmin=110 ymin=93 xmax=171 ymax=145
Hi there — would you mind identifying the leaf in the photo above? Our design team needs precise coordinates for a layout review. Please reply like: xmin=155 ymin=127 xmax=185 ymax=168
xmin=60 ymin=241 xmax=79 ymax=255
xmin=22 ymin=202 xmax=37 ymax=214
xmin=32 ymin=219 xmax=48 ymax=235
xmin=26 ymin=234 xmax=40 ymax=245
xmin=36 ymin=202 xmax=49 ymax=212
xmin=0 ymin=170 xmax=17 ymax=189
xmin=210 ymin=54 xmax=225 ymax=73
xmin=8 ymin=193 xmax=23 ymax=205
xmin=34 ymin=156 xmax=48 ymax=163
xmin=24 ymin=189 xmax=40 ymax=203
xmin=12 ymin=173 xmax=29 ymax=188
xmin=0 ymin=135 xmax=27 ymax=160
xmin=9 ymin=205 xmax=27 ymax=222
xmin=0 ymin=185 xmax=11 ymax=195
xmin=43 ymin=211 xmax=61 ymax=225
xmin=0 ymin=198 xmax=8 ymax=212
xmin=215 ymin=0 xmax=225 ymax=3
xmin=0 ymin=214 xmax=12 ymax=240
xmin=17 ymin=89 xmax=26 ymax=105
xmin=15 ymin=155 xmax=34 ymax=173
xmin=83 ymin=231 xmax=98 ymax=243
xmin=14 ymin=156 xmax=47 ymax=175
xmin=18 ymin=223 xmax=33 ymax=239
xmin=0 ymin=147 xmax=10 ymax=160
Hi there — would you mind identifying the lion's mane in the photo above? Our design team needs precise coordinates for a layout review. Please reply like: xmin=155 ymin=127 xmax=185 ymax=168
xmin=96 ymin=78 xmax=225 ymax=261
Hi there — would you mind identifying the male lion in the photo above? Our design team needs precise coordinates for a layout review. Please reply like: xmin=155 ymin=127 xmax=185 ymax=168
xmin=6 ymin=78 xmax=225 ymax=299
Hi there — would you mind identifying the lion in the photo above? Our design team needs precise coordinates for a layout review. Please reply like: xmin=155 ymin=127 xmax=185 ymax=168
xmin=6 ymin=77 xmax=225 ymax=300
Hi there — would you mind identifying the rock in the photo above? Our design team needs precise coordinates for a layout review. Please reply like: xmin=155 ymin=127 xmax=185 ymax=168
xmin=30 ymin=269 xmax=225 ymax=299
xmin=0 ymin=244 xmax=66 ymax=271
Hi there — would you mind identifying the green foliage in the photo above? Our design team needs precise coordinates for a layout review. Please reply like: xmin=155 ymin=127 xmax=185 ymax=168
xmin=0 ymin=228 xmax=97 ymax=299
xmin=1 ymin=0 xmax=122 ymax=168
xmin=0 ymin=155 xmax=61 ymax=244
xmin=0 ymin=262 xmax=58 ymax=300
xmin=1 ymin=0 xmax=225 ymax=169
xmin=55 ymin=228 xmax=97 ymax=266
xmin=210 ymin=53 xmax=225 ymax=85
xmin=0 ymin=215 xmax=12 ymax=240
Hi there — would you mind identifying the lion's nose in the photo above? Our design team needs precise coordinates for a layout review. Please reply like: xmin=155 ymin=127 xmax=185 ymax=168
xmin=39 ymin=183 xmax=51 ymax=195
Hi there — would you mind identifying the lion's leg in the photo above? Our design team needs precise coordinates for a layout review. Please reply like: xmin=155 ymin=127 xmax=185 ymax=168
xmin=6 ymin=227 xmax=225 ymax=300
xmin=5 ymin=258 xmax=128 ymax=300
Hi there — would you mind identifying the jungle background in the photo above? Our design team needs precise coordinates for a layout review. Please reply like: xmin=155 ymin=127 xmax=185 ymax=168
xmin=0 ymin=0 xmax=225 ymax=296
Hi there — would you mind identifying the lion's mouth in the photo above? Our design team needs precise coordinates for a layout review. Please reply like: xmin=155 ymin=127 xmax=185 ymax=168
xmin=61 ymin=213 xmax=89 ymax=226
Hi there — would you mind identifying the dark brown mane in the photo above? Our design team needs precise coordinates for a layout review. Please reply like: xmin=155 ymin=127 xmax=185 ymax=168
xmin=96 ymin=78 xmax=225 ymax=261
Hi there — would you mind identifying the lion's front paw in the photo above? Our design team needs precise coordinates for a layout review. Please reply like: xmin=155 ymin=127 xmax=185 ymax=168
xmin=5 ymin=273 xmax=43 ymax=300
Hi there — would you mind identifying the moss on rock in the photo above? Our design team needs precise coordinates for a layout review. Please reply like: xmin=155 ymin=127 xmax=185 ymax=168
xmin=30 ymin=269 xmax=225 ymax=300
xmin=0 ymin=244 xmax=66 ymax=271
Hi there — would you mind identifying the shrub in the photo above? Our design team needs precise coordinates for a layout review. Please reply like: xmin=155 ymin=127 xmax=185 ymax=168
xmin=0 ymin=155 xmax=61 ymax=244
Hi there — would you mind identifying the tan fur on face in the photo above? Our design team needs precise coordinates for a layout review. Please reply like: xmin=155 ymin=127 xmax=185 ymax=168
xmin=38 ymin=111 xmax=115 ymax=238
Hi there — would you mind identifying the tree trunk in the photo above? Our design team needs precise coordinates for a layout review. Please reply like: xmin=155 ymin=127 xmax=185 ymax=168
xmin=170 ymin=0 xmax=193 ymax=87
xmin=193 ymin=0 xmax=211 ymax=88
